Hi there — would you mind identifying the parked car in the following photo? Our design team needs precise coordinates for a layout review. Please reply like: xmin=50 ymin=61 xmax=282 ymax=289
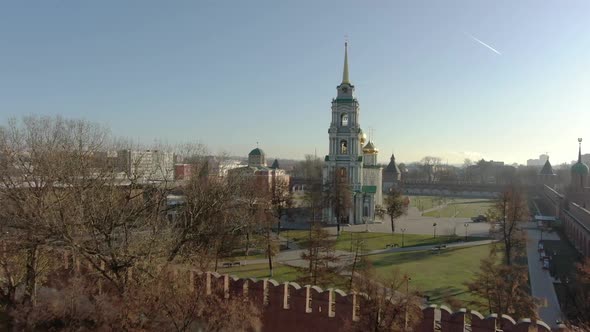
xmin=471 ymin=215 xmax=488 ymax=223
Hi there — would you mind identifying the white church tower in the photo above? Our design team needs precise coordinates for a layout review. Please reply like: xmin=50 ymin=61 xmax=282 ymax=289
xmin=323 ymin=42 xmax=382 ymax=224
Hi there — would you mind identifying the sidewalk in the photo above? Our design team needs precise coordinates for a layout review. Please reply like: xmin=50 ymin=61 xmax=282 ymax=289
xmin=222 ymin=238 xmax=497 ymax=268
xmin=523 ymin=222 xmax=562 ymax=329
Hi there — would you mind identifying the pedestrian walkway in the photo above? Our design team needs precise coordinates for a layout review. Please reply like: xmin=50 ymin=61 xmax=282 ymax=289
xmin=524 ymin=222 xmax=562 ymax=329
xmin=365 ymin=239 xmax=496 ymax=255
xmin=221 ymin=238 xmax=497 ymax=269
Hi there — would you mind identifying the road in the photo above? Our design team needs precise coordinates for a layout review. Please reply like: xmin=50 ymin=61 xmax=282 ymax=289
xmin=523 ymin=222 xmax=562 ymax=329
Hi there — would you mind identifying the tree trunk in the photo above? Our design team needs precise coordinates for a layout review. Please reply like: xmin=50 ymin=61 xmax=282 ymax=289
xmin=505 ymin=242 xmax=512 ymax=266
xmin=267 ymin=228 xmax=273 ymax=277
xmin=267 ymin=246 xmax=273 ymax=277
xmin=390 ymin=216 xmax=395 ymax=233
xmin=23 ymin=245 xmax=39 ymax=306
xmin=349 ymin=243 xmax=360 ymax=291
xmin=245 ymin=232 xmax=251 ymax=256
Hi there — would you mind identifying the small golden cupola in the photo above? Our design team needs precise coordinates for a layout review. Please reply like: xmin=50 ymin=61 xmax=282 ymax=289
xmin=359 ymin=129 xmax=367 ymax=145
xmin=363 ymin=141 xmax=378 ymax=154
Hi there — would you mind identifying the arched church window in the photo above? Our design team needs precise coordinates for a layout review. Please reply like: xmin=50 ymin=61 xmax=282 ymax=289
xmin=340 ymin=140 xmax=348 ymax=154
xmin=341 ymin=113 xmax=349 ymax=126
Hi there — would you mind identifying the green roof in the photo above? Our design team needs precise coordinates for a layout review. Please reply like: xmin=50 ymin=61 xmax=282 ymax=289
xmin=571 ymin=162 xmax=589 ymax=176
xmin=362 ymin=185 xmax=377 ymax=194
xmin=249 ymin=148 xmax=264 ymax=156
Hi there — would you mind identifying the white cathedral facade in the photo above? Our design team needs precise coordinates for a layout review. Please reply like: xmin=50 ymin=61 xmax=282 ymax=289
xmin=323 ymin=43 xmax=383 ymax=225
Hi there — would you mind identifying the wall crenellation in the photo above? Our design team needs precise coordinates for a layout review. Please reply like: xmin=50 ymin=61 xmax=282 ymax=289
xmin=56 ymin=251 xmax=563 ymax=331
xmin=200 ymin=271 xmax=556 ymax=332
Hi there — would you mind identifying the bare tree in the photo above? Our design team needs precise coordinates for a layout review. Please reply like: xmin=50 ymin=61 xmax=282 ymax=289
xmin=324 ymin=170 xmax=352 ymax=236
xmin=467 ymin=253 xmax=537 ymax=320
xmin=0 ymin=116 xmax=263 ymax=330
xmin=490 ymin=185 xmax=529 ymax=265
xmin=420 ymin=156 xmax=442 ymax=183
xmin=350 ymin=264 xmax=423 ymax=332
xmin=270 ymin=172 xmax=293 ymax=235
xmin=299 ymin=223 xmax=341 ymax=286
xmin=383 ymin=189 xmax=409 ymax=234
xmin=566 ymin=258 xmax=590 ymax=326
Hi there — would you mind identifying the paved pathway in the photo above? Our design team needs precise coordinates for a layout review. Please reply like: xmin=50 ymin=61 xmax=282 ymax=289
xmin=345 ymin=213 xmax=491 ymax=238
xmin=223 ymin=238 xmax=497 ymax=269
xmin=523 ymin=222 xmax=562 ymax=329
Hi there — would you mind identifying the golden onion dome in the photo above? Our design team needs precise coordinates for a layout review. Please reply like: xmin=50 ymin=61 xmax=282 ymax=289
xmin=360 ymin=130 xmax=367 ymax=145
xmin=363 ymin=141 xmax=378 ymax=154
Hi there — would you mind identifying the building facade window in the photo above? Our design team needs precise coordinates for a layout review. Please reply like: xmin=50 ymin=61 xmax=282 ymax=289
xmin=340 ymin=140 xmax=348 ymax=154
xmin=341 ymin=113 xmax=348 ymax=126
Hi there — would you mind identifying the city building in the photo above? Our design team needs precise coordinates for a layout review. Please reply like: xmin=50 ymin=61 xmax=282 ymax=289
xmin=229 ymin=147 xmax=290 ymax=193
xmin=116 ymin=149 xmax=174 ymax=181
xmin=527 ymin=154 xmax=549 ymax=167
xmin=174 ymin=157 xmax=243 ymax=180
xmin=323 ymin=43 xmax=382 ymax=224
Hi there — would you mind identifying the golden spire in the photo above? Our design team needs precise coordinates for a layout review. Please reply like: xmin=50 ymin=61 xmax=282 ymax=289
xmin=342 ymin=42 xmax=350 ymax=85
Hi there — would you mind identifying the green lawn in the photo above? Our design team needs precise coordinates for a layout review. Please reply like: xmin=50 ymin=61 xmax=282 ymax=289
xmin=423 ymin=199 xmax=494 ymax=218
xmin=366 ymin=244 xmax=498 ymax=311
xmin=217 ymin=263 xmax=301 ymax=283
xmin=408 ymin=196 xmax=440 ymax=211
xmin=282 ymin=230 xmax=485 ymax=252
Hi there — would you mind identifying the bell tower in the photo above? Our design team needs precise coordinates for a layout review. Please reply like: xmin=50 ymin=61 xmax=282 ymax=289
xmin=324 ymin=42 xmax=364 ymax=223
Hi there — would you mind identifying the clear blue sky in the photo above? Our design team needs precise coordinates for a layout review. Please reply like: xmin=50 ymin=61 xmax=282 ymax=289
xmin=1 ymin=1 xmax=589 ymax=165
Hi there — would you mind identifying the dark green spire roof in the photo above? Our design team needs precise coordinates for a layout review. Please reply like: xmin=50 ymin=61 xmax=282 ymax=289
xmin=571 ymin=139 xmax=589 ymax=176
xmin=249 ymin=148 xmax=264 ymax=156
xmin=572 ymin=162 xmax=589 ymax=176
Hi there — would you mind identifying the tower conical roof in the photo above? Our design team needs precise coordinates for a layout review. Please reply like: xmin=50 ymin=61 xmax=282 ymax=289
xmin=385 ymin=154 xmax=401 ymax=174
xmin=270 ymin=159 xmax=280 ymax=169
xmin=342 ymin=42 xmax=350 ymax=85
xmin=539 ymin=159 xmax=555 ymax=176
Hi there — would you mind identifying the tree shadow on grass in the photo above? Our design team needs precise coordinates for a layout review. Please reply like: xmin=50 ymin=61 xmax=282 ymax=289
xmin=367 ymin=247 xmax=467 ymax=268
xmin=425 ymin=286 xmax=467 ymax=302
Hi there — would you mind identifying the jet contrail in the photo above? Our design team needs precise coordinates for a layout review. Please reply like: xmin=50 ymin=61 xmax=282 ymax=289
xmin=465 ymin=33 xmax=502 ymax=55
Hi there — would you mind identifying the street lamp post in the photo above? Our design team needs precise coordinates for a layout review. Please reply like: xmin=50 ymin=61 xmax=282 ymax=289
xmin=401 ymin=228 xmax=407 ymax=248
xmin=433 ymin=222 xmax=437 ymax=239
xmin=464 ymin=223 xmax=469 ymax=241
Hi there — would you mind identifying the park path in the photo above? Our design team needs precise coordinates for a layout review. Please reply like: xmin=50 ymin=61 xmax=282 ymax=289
xmin=222 ymin=238 xmax=497 ymax=269
xmin=523 ymin=222 xmax=562 ymax=329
